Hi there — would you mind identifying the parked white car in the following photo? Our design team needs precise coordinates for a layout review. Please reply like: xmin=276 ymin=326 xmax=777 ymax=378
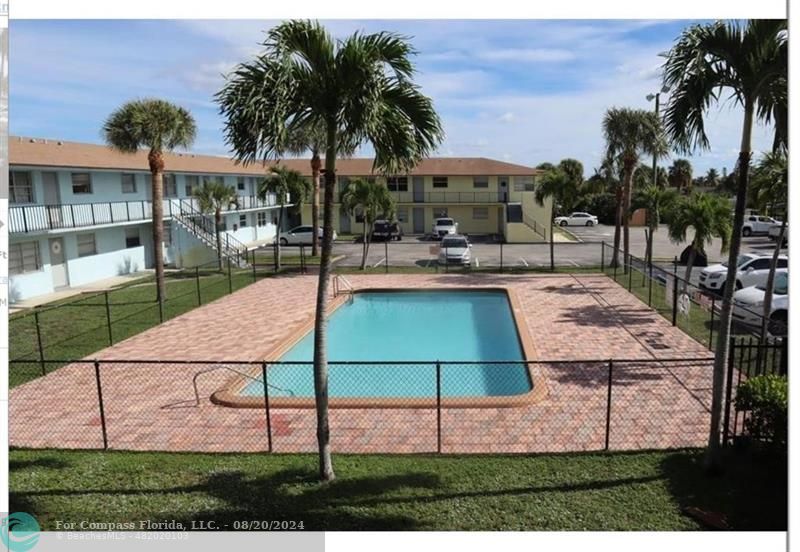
xmin=276 ymin=225 xmax=337 ymax=245
xmin=432 ymin=217 xmax=458 ymax=238
xmin=699 ymin=253 xmax=788 ymax=293
xmin=554 ymin=212 xmax=598 ymax=227
xmin=732 ymin=270 xmax=787 ymax=330
xmin=438 ymin=235 xmax=472 ymax=266
xmin=768 ymin=223 xmax=787 ymax=247
xmin=742 ymin=215 xmax=781 ymax=236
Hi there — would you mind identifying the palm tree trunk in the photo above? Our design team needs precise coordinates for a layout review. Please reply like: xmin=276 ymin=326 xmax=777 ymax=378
xmin=622 ymin=160 xmax=635 ymax=274
xmin=683 ymin=242 xmax=697 ymax=293
xmin=215 ymin=208 xmax=223 ymax=271
xmin=311 ymin=151 xmax=321 ymax=257
xmin=611 ymin=186 xmax=622 ymax=268
xmin=760 ymin=219 xmax=786 ymax=340
xmin=275 ymin=203 xmax=283 ymax=272
xmin=361 ymin=220 xmax=368 ymax=270
xmin=148 ymin=150 xmax=166 ymax=304
xmin=311 ymin=122 xmax=336 ymax=482
xmin=706 ymin=101 xmax=754 ymax=472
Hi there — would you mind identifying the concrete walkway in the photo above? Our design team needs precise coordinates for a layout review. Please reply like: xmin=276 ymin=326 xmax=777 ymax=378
xmin=9 ymin=270 xmax=153 ymax=313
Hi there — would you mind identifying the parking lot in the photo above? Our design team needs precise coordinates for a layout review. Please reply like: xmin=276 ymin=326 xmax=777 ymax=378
xmin=330 ymin=224 xmax=785 ymax=271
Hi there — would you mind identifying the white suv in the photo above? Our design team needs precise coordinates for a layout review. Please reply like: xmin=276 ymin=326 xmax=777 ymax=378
xmin=432 ymin=217 xmax=458 ymax=238
xmin=699 ymin=253 xmax=788 ymax=293
xmin=554 ymin=212 xmax=598 ymax=227
xmin=732 ymin=269 xmax=787 ymax=329
xmin=742 ymin=215 xmax=781 ymax=236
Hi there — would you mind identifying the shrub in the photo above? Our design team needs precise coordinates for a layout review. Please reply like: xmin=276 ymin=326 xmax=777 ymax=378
xmin=735 ymin=374 xmax=787 ymax=448
xmin=577 ymin=193 xmax=617 ymax=225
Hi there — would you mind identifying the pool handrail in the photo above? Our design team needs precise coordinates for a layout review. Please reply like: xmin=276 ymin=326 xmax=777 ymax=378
xmin=333 ymin=274 xmax=355 ymax=297
xmin=192 ymin=364 xmax=295 ymax=406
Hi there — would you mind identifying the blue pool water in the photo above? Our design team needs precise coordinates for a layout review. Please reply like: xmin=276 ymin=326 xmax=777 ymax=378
xmin=240 ymin=290 xmax=531 ymax=398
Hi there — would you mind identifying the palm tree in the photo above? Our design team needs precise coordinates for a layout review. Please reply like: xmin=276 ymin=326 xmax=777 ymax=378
xmin=633 ymin=164 xmax=668 ymax=190
xmin=534 ymin=158 xmax=585 ymax=216
xmin=340 ymin=178 xmax=395 ymax=269
xmin=217 ymin=20 xmax=443 ymax=481
xmin=103 ymin=99 xmax=197 ymax=306
xmin=284 ymin=124 xmax=327 ymax=257
xmin=632 ymin=185 xmax=679 ymax=269
xmin=661 ymin=19 xmax=787 ymax=470
xmin=602 ymin=108 xmax=668 ymax=273
xmin=668 ymin=159 xmax=693 ymax=192
xmin=259 ymin=166 xmax=312 ymax=271
xmin=667 ymin=192 xmax=731 ymax=291
xmin=593 ymin=156 xmax=623 ymax=267
xmin=705 ymin=168 xmax=720 ymax=189
xmin=192 ymin=180 xmax=239 ymax=270
xmin=750 ymin=151 xmax=787 ymax=339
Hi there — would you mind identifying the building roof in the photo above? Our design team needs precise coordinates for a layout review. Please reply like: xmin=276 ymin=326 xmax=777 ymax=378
xmin=9 ymin=136 xmax=540 ymax=177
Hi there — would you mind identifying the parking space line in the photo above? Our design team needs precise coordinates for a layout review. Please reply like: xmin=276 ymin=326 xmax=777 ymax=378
xmin=373 ymin=257 xmax=386 ymax=268
xmin=474 ymin=257 xmax=480 ymax=268
xmin=518 ymin=258 xmax=529 ymax=267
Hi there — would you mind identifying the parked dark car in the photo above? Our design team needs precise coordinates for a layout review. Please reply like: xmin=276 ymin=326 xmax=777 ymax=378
xmin=371 ymin=220 xmax=403 ymax=241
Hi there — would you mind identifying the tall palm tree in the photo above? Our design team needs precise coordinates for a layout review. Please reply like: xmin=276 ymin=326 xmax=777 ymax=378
xmin=340 ymin=178 xmax=395 ymax=269
xmin=192 ymin=180 xmax=239 ymax=270
xmin=602 ymin=108 xmax=667 ymax=274
xmin=668 ymin=159 xmax=693 ymax=192
xmin=667 ymin=192 xmax=732 ymax=291
xmin=750 ymin=151 xmax=787 ymax=339
xmin=284 ymin=124 xmax=327 ymax=257
xmin=705 ymin=168 xmax=720 ymax=189
xmin=103 ymin=99 xmax=196 ymax=306
xmin=534 ymin=158 xmax=585 ymax=216
xmin=217 ymin=20 xmax=443 ymax=481
xmin=259 ymin=166 xmax=312 ymax=271
xmin=633 ymin=163 xmax=668 ymax=190
xmin=632 ymin=185 xmax=679 ymax=268
xmin=661 ymin=19 xmax=787 ymax=470
xmin=592 ymin=156 xmax=623 ymax=267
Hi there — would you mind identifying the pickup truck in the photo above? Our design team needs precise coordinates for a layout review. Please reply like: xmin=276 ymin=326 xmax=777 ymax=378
xmin=742 ymin=215 xmax=781 ymax=237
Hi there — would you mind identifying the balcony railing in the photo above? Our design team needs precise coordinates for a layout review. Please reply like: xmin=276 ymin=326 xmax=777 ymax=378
xmin=387 ymin=191 xmax=506 ymax=204
xmin=9 ymin=194 xmax=282 ymax=234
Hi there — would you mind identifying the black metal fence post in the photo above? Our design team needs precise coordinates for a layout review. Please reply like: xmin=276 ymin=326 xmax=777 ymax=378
xmin=384 ymin=240 xmax=389 ymax=274
xmin=227 ymin=258 xmax=233 ymax=294
xmin=445 ymin=246 xmax=449 ymax=273
xmin=262 ymin=362 xmax=273 ymax=453
xmin=709 ymin=296 xmax=716 ymax=350
xmin=604 ymin=359 xmax=613 ymax=451
xmin=627 ymin=254 xmax=633 ymax=291
xmin=600 ymin=241 xmax=605 ymax=272
xmin=104 ymin=291 xmax=113 ymax=345
xmin=500 ymin=241 xmax=504 ymax=272
xmin=34 ymin=311 xmax=46 ymax=376
xmin=648 ymin=255 xmax=653 ymax=307
xmin=436 ymin=361 xmax=442 ymax=454
xmin=300 ymin=245 xmax=306 ymax=274
xmin=94 ymin=360 xmax=109 ymax=450
xmin=252 ymin=250 xmax=257 ymax=282
xmin=671 ymin=258 xmax=679 ymax=327
xmin=195 ymin=267 xmax=202 ymax=306
xmin=158 ymin=298 xmax=164 ymax=324
xmin=273 ymin=241 xmax=279 ymax=273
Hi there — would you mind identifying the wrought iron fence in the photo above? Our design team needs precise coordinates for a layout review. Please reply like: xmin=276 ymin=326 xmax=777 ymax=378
xmin=9 ymin=356 xmax=721 ymax=454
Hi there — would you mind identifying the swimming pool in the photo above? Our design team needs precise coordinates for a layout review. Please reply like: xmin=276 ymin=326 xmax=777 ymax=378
xmin=216 ymin=289 xmax=537 ymax=407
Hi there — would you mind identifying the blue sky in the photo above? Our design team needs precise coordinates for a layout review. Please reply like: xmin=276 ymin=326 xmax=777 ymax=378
xmin=10 ymin=19 xmax=774 ymax=175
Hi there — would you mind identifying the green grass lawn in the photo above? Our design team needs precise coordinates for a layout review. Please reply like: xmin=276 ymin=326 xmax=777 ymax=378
xmin=8 ymin=265 xmax=294 ymax=387
xmin=9 ymin=448 xmax=786 ymax=531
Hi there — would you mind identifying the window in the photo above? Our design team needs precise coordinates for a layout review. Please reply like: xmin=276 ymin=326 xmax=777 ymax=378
xmin=257 ymin=212 xmax=267 ymax=227
xmin=9 ymin=241 xmax=42 ymax=275
xmin=71 ymin=173 xmax=92 ymax=194
xmin=387 ymin=176 xmax=408 ymax=192
xmin=432 ymin=176 xmax=448 ymax=188
xmin=163 ymin=174 xmax=177 ymax=197
xmin=185 ymin=175 xmax=199 ymax=197
xmin=237 ymin=177 xmax=246 ymax=191
xmin=473 ymin=207 xmax=489 ymax=220
xmin=239 ymin=214 xmax=247 ymax=227
xmin=77 ymin=233 xmax=97 ymax=257
xmin=746 ymin=259 xmax=771 ymax=271
xmin=163 ymin=221 xmax=173 ymax=246
xmin=473 ymin=176 xmax=489 ymax=189
xmin=514 ymin=176 xmax=535 ymax=192
xmin=396 ymin=206 xmax=409 ymax=223
xmin=125 ymin=227 xmax=141 ymax=248
xmin=10 ymin=171 xmax=34 ymax=203
xmin=777 ymin=258 xmax=788 ymax=269
xmin=121 ymin=173 xmax=137 ymax=194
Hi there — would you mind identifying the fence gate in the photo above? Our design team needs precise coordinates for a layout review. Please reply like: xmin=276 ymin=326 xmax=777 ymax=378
xmin=722 ymin=336 xmax=787 ymax=445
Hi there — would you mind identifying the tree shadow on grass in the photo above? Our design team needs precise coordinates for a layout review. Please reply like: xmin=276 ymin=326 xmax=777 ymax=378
xmin=659 ymin=449 xmax=787 ymax=530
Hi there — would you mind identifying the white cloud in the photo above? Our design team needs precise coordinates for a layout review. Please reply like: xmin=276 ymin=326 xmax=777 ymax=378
xmin=498 ymin=112 xmax=515 ymax=123
xmin=478 ymin=48 xmax=575 ymax=63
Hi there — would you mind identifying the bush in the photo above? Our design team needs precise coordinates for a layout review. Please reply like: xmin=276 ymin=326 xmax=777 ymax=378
xmin=577 ymin=193 xmax=617 ymax=225
xmin=735 ymin=375 xmax=787 ymax=448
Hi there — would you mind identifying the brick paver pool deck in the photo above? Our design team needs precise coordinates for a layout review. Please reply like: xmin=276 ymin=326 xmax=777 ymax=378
xmin=10 ymin=273 xmax=714 ymax=453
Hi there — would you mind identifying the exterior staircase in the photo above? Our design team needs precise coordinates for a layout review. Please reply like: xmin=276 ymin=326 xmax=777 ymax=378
xmin=171 ymin=199 xmax=250 ymax=267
